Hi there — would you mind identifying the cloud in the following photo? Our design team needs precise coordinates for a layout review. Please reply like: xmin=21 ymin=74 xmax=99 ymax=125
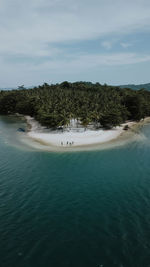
xmin=1 ymin=0 xmax=150 ymax=86
xmin=101 ymin=41 xmax=113 ymax=50
xmin=4 ymin=51 xmax=150 ymax=71
xmin=121 ymin=42 xmax=132 ymax=48
xmin=1 ymin=51 xmax=150 ymax=87
xmin=34 ymin=53 xmax=150 ymax=72
xmin=1 ymin=0 xmax=150 ymax=54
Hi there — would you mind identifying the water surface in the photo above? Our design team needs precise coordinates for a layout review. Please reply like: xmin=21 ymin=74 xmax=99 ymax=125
xmin=0 ymin=116 xmax=150 ymax=267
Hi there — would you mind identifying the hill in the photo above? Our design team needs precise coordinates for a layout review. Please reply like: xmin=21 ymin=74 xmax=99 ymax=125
xmin=119 ymin=83 xmax=150 ymax=91
xmin=0 ymin=81 xmax=150 ymax=129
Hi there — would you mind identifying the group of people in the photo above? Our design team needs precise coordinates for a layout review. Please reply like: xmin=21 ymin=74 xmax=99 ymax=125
xmin=61 ymin=141 xmax=74 ymax=146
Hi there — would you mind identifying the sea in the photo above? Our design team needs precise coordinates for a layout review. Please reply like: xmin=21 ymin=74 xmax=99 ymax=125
xmin=0 ymin=115 xmax=150 ymax=267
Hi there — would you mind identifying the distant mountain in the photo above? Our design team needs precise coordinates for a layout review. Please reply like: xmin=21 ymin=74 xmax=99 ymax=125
xmin=119 ymin=83 xmax=150 ymax=91
xmin=1 ymin=83 xmax=150 ymax=91
xmin=0 ymin=86 xmax=34 ymax=91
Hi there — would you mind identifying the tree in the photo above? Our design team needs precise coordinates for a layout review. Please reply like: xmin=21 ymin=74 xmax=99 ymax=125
xmin=100 ymin=110 xmax=122 ymax=128
xmin=18 ymin=85 xmax=25 ymax=90
xmin=0 ymin=81 xmax=150 ymax=129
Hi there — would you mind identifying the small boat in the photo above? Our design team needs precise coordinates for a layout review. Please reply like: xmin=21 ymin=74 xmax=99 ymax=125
xmin=17 ymin=128 xmax=25 ymax=132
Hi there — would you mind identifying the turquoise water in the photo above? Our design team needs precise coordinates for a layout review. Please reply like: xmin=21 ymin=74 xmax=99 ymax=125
xmin=1 ymin=116 xmax=150 ymax=267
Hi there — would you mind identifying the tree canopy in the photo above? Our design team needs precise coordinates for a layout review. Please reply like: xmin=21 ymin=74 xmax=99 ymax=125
xmin=0 ymin=82 xmax=150 ymax=129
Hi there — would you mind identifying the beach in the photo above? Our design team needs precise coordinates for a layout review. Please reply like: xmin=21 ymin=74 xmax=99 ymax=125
xmin=25 ymin=116 xmax=138 ymax=150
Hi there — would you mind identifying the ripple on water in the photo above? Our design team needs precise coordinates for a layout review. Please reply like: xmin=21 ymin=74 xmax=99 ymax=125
xmin=1 ymin=117 xmax=150 ymax=266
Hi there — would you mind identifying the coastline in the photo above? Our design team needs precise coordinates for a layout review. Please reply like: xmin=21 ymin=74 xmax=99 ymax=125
xmin=22 ymin=115 xmax=149 ymax=152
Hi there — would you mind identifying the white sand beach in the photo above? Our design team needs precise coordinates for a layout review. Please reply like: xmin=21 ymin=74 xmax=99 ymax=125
xmin=25 ymin=116 xmax=136 ymax=149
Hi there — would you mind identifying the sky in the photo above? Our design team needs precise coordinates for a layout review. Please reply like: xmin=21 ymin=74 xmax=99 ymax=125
xmin=1 ymin=0 xmax=150 ymax=87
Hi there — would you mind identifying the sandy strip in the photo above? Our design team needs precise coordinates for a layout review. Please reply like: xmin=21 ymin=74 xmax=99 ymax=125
xmin=25 ymin=116 xmax=136 ymax=149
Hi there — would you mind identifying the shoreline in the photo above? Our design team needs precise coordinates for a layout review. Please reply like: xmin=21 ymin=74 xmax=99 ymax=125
xmin=21 ymin=116 xmax=150 ymax=152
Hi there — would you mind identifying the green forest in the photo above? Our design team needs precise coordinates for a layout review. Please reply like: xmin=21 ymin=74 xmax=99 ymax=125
xmin=0 ymin=82 xmax=150 ymax=129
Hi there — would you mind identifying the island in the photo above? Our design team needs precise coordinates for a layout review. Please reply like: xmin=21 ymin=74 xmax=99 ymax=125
xmin=0 ymin=82 xmax=150 ymax=150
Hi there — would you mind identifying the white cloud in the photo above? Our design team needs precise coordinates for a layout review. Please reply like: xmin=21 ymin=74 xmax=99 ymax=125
xmin=31 ymin=52 xmax=150 ymax=72
xmin=1 ymin=0 xmax=150 ymax=85
xmin=121 ymin=42 xmax=132 ymax=48
xmin=101 ymin=41 xmax=113 ymax=50
xmin=1 ymin=51 xmax=150 ymax=87
xmin=3 ymin=51 xmax=150 ymax=72
xmin=1 ymin=0 xmax=150 ymax=55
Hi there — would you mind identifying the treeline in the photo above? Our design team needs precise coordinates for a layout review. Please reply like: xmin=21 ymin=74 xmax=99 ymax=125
xmin=0 ymin=81 xmax=150 ymax=129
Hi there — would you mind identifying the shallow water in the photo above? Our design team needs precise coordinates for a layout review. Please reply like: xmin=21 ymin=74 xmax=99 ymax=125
xmin=1 ymin=116 xmax=150 ymax=267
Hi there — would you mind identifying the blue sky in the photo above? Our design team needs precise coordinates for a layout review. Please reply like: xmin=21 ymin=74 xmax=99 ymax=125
xmin=1 ymin=0 xmax=150 ymax=87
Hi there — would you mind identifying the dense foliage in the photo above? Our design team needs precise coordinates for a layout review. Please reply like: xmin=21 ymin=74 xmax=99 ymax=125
xmin=0 ymin=82 xmax=150 ymax=129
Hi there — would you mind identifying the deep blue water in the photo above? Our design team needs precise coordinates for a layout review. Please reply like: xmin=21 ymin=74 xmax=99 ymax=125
xmin=1 ymin=116 xmax=150 ymax=267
